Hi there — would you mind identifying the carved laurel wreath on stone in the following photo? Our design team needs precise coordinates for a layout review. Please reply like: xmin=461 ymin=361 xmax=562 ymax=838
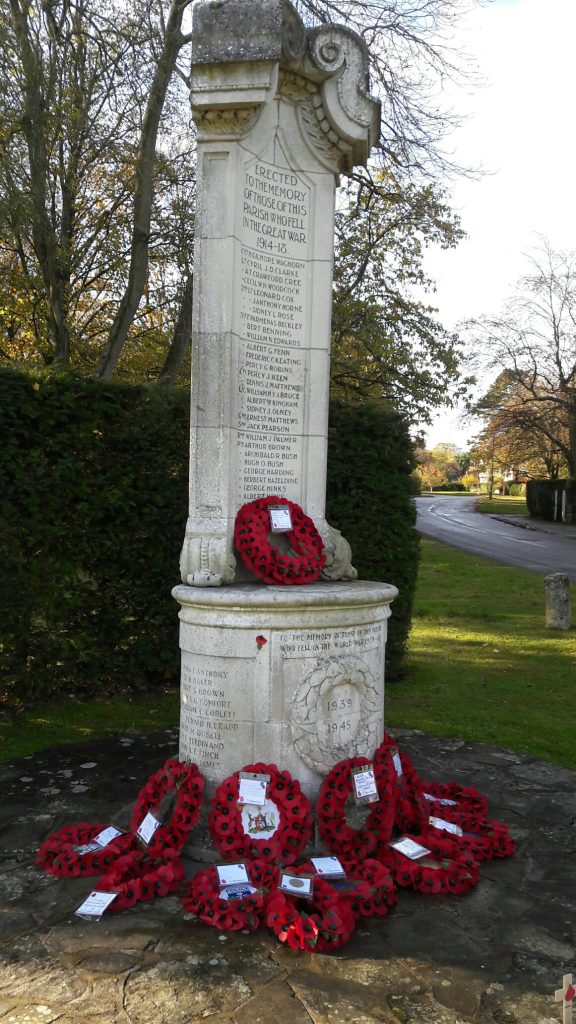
xmin=289 ymin=656 xmax=381 ymax=774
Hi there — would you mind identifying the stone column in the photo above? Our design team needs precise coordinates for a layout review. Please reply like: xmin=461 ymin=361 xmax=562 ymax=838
xmin=179 ymin=0 xmax=380 ymax=586
xmin=174 ymin=0 xmax=397 ymax=797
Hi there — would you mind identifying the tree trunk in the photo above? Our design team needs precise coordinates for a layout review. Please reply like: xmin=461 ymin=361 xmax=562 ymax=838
xmin=156 ymin=275 xmax=193 ymax=387
xmin=96 ymin=0 xmax=191 ymax=379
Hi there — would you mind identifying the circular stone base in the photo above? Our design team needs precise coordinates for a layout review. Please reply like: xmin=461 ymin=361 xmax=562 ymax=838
xmin=172 ymin=579 xmax=397 ymax=798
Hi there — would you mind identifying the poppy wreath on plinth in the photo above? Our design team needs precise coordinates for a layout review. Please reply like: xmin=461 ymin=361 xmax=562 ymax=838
xmin=36 ymin=822 xmax=134 ymax=878
xmin=378 ymin=831 xmax=480 ymax=896
xmin=209 ymin=763 xmax=313 ymax=864
xmin=182 ymin=860 xmax=275 ymax=932
xmin=302 ymin=856 xmax=397 ymax=921
xmin=234 ymin=496 xmax=325 ymax=585
xmin=317 ymin=754 xmax=396 ymax=860
xmin=130 ymin=757 xmax=204 ymax=855
xmin=374 ymin=733 xmax=430 ymax=834
xmin=96 ymin=847 xmax=185 ymax=912
xmin=421 ymin=780 xmax=489 ymax=823
xmin=266 ymin=867 xmax=356 ymax=952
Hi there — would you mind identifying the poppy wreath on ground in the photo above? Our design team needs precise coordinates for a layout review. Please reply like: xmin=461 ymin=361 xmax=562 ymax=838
xmin=374 ymin=733 xmax=430 ymax=834
xmin=182 ymin=860 xmax=275 ymax=932
xmin=421 ymin=780 xmax=489 ymax=822
xmin=266 ymin=867 xmax=356 ymax=952
xmin=209 ymin=763 xmax=313 ymax=864
xmin=96 ymin=847 xmax=185 ymax=912
xmin=130 ymin=757 xmax=204 ymax=855
xmin=36 ymin=822 xmax=134 ymax=878
xmin=426 ymin=817 xmax=516 ymax=862
xmin=234 ymin=496 xmax=325 ymax=585
xmin=317 ymin=754 xmax=396 ymax=860
xmin=302 ymin=856 xmax=397 ymax=920
xmin=378 ymin=831 xmax=480 ymax=896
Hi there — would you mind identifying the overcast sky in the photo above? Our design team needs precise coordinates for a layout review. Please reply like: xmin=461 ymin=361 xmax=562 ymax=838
xmin=421 ymin=0 xmax=576 ymax=450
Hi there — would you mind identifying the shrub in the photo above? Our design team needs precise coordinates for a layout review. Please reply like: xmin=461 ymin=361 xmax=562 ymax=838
xmin=431 ymin=482 xmax=465 ymax=492
xmin=326 ymin=400 xmax=419 ymax=680
xmin=0 ymin=372 xmax=419 ymax=702
xmin=508 ymin=482 xmax=526 ymax=497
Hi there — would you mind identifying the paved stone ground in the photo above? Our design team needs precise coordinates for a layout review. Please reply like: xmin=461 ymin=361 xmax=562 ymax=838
xmin=1 ymin=727 xmax=574 ymax=1024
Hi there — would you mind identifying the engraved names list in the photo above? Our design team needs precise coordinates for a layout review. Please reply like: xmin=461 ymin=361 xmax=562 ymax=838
xmin=235 ymin=158 xmax=310 ymax=503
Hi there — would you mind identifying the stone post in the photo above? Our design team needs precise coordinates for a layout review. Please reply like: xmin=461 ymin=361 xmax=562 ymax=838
xmin=173 ymin=0 xmax=398 ymax=798
xmin=544 ymin=573 xmax=572 ymax=630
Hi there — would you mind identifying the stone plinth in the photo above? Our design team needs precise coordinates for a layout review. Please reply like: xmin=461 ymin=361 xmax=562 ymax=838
xmin=173 ymin=580 xmax=397 ymax=794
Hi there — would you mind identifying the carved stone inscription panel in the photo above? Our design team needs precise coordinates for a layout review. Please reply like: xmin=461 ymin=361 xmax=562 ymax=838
xmin=180 ymin=655 xmax=250 ymax=773
xmin=234 ymin=158 xmax=311 ymax=504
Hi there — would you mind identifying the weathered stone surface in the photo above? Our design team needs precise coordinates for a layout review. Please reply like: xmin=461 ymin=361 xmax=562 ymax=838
xmin=1 ymin=727 xmax=575 ymax=1024
xmin=123 ymin=956 xmax=251 ymax=1024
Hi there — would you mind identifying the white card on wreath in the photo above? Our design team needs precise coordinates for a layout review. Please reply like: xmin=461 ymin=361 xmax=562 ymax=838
xmin=423 ymin=793 xmax=458 ymax=806
xmin=219 ymin=883 xmax=258 ymax=902
xmin=74 ymin=842 xmax=102 ymax=856
xmin=429 ymin=816 xmax=463 ymax=836
xmin=351 ymin=765 xmax=379 ymax=804
xmin=238 ymin=773 xmax=269 ymax=807
xmin=136 ymin=811 xmax=161 ymax=845
xmin=389 ymin=837 xmax=431 ymax=860
xmin=75 ymin=890 xmax=118 ymax=919
xmin=311 ymin=855 xmax=346 ymax=877
xmin=269 ymin=506 xmax=292 ymax=532
xmin=279 ymin=873 xmax=313 ymax=898
xmin=216 ymin=862 xmax=250 ymax=887
xmin=391 ymin=749 xmax=403 ymax=776
xmin=94 ymin=825 xmax=124 ymax=848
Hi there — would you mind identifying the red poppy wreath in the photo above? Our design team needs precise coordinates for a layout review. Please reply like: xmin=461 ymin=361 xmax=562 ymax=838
xmin=182 ymin=860 xmax=275 ymax=932
xmin=96 ymin=847 xmax=185 ymax=912
xmin=317 ymin=755 xmax=396 ymax=860
xmin=421 ymin=780 xmax=489 ymax=823
xmin=303 ymin=856 xmax=397 ymax=920
xmin=36 ymin=821 xmax=134 ymax=878
xmin=130 ymin=757 xmax=204 ymax=855
xmin=234 ymin=496 xmax=325 ymax=585
xmin=426 ymin=816 xmax=516 ymax=862
xmin=209 ymin=762 xmax=313 ymax=864
xmin=374 ymin=733 xmax=430 ymax=834
xmin=378 ymin=831 xmax=480 ymax=896
xmin=265 ymin=868 xmax=356 ymax=952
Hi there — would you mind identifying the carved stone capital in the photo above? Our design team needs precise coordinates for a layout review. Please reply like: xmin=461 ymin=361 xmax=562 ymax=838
xmin=316 ymin=518 xmax=358 ymax=581
xmin=180 ymin=534 xmax=236 ymax=588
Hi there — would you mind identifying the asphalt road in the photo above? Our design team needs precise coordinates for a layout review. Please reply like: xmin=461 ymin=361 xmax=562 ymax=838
xmin=414 ymin=494 xmax=576 ymax=581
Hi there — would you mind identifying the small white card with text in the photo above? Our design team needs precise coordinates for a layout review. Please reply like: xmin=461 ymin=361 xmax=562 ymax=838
xmin=424 ymin=793 xmax=457 ymax=806
xmin=389 ymin=837 xmax=431 ymax=860
xmin=429 ymin=816 xmax=463 ymax=836
xmin=351 ymin=765 xmax=379 ymax=805
xmin=216 ymin=862 xmax=250 ymax=887
xmin=238 ymin=773 xmax=269 ymax=807
xmin=279 ymin=873 xmax=313 ymax=899
xmin=311 ymin=856 xmax=346 ymax=878
xmin=136 ymin=811 xmax=161 ymax=845
xmin=269 ymin=506 xmax=292 ymax=532
xmin=94 ymin=826 xmax=124 ymax=848
xmin=75 ymin=890 xmax=118 ymax=920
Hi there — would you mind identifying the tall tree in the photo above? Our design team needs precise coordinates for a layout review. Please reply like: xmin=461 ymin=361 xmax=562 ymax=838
xmin=466 ymin=244 xmax=576 ymax=478
xmin=330 ymin=170 xmax=470 ymax=423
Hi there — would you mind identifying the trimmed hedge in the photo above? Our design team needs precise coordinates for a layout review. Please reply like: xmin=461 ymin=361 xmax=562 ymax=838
xmin=0 ymin=371 xmax=418 ymax=703
xmin=526 ymin=478 xmax=576 ymax=521
xmin=326 ymin=400 xmax=419 ymax=679
xmin=507 ymin=482 xmax=526 ymax=497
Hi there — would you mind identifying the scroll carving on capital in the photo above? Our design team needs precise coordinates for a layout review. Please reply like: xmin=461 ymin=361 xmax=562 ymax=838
xmin=308 ymin=24 xmax=381 ymax=163
xmin=180 ymin=535 xmax=236 ymax=588
xmin=317 ymin=521 xmax=358 ymax=581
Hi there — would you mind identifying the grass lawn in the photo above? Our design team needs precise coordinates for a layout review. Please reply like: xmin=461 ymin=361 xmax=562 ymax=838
xmin=477 ymin=494 xmax=528 ymax=516
xmin=0 ymin=690 xmax=179 ymax=764
xmin=2 ymin=538 xmax=575 ymax=769
xmin=386 ymin=539 xmax=576 ymax=770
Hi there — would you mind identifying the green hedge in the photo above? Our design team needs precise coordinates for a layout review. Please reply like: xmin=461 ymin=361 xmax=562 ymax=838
xmin=507 ymin=482 xmax=526 ymax=497
xmin=526 ymin=477 xmax=576 ymax=521
xmin=0 ymin=371 xmax=418 ymax=703
xmin=326 ymin=400 xmax=419 ymax=679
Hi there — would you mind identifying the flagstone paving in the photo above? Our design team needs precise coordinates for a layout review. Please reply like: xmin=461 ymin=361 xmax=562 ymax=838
xmin=0 ymin=728 xmax=574 ymax=1024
